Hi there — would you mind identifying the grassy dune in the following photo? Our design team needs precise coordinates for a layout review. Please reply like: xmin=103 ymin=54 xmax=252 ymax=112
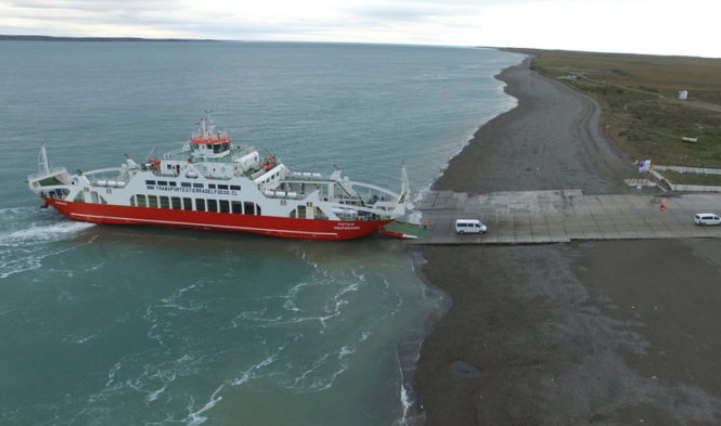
xmin=524 ymin=50 xmax=721 ymax=170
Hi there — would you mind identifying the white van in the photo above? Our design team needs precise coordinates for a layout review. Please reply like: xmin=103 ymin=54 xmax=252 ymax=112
xmin=455 ymin=219 xmax=487 ymax=234
xmin=694 ymin=213 xmax=721 ymax=226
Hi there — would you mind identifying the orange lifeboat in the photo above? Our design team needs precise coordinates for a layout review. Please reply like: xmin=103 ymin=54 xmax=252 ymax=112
xmin=262 ymin=156 xmax=275 ymax=171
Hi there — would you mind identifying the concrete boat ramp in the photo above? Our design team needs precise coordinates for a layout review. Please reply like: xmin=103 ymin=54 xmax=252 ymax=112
xmin=410 ymin=190 xmax=721 ymax=245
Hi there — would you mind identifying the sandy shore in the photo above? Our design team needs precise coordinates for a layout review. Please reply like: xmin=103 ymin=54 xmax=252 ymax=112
xmin=413 ymin=58 xmax=721 ymax=424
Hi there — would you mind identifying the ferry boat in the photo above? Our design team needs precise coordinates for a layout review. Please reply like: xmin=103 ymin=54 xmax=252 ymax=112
xmin=27 ymin=114 xmax=412 ymax=240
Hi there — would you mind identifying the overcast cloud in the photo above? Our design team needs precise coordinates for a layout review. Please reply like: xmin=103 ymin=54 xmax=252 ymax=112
xmin=1 ymin=0 xmax=719 ymax=57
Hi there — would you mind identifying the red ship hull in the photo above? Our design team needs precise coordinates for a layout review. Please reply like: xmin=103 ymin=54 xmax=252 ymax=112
xmin=47 ymin=200 xmax=392 ymax=240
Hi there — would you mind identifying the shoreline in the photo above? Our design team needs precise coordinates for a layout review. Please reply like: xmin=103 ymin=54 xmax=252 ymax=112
xmin=410 ymin=56 xmax=721 ymax=424
xmin=431 ymin=57 xmax=632 ymax=195
xmin=410 ymin=62 xmax=522 ymax=211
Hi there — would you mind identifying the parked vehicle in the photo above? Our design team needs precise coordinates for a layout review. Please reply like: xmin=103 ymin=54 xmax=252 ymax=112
xmin=694 ymin=213 xmax=721 ymax=226
xmin=455 ymin=219 xmax=487 ymax=234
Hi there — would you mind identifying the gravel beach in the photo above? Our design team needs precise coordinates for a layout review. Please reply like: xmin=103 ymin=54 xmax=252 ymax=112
xmin=414 ymin=58 xmax=721 ymax=425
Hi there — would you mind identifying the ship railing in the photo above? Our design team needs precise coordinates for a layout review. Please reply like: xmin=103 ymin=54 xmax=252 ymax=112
xmin=332 ymin=205 xmax=394 ymax=222
xmin=85 ymin=167 xmax=129 ymax=187
xmin=162 ymin=144 xmax=192 ymax=159
xmin=346 ymin=181 xmax=400 ymax=199
xmin=283 ymin=178 xmax=331 ymax=185
xmin=28 ymin=166 xmax=68 ymax=181
xmin=324 ymin=182 xmax=400 ymax=209
xmin=286 ymin=171 xmax=327 ymax=181
xmin=193 ymin=152 xmax=237 ymax=164
xmin=85 ymin=167 xmax=126 ymax=178
xmin=250 ymin=169 xmax=266 ymax=180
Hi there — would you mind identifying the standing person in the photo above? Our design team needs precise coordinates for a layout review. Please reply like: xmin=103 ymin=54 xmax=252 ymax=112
xmin=660 ymin=199 xmax=666 ymax=212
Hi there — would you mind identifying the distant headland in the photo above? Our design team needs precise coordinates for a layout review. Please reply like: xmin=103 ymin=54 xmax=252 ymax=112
xmin=0 ymin=35 xmax=217 ymax=42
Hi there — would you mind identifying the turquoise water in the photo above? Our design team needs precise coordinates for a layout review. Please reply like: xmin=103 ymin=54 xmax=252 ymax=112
xmin=0 ymin=41 xmax=523 ymax=425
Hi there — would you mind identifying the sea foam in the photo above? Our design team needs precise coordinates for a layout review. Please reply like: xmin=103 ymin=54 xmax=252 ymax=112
xmin=0 ymin=221 xmax=95 ymax=246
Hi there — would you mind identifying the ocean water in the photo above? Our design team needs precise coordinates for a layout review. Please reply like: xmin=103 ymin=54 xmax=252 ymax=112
xmin=0 ymin=41 xmax=523 ymax=425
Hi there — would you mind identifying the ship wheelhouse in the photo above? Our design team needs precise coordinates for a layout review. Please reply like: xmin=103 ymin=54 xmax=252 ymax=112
xmin=189 ymin=115 xmax=232 ymax=158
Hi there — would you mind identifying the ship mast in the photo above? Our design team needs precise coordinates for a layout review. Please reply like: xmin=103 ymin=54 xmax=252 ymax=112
xmin=38 ymin=143 xmax=50 ymax=175
xmin=399 ymin=164 xmax=410 ymax=203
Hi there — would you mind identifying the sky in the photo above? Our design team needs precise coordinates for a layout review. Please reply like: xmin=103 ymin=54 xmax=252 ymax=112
xmin=1 ymin=0 xmax=720 ymax=57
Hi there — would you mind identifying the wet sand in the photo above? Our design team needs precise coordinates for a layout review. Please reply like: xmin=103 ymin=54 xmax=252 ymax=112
xmin=414 ymin=59 xmax=721 ymax=424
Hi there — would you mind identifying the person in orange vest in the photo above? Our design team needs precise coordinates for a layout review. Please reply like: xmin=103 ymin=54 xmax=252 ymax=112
xmin=423 ymin=220 xmax=428 ymax=230
xmin=660 ymin=199 xmax=666 ymax=212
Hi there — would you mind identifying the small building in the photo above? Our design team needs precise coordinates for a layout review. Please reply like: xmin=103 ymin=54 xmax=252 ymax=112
xmin=678 ymin=90 xmax=688 ymax=100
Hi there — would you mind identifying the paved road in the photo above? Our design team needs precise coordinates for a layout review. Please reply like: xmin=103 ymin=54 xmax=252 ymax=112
xmin=414 ymin=190 xmax=721 ymax=245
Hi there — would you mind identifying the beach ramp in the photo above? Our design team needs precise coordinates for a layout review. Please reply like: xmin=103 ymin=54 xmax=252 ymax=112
xmin=381 ymin=221 xmax=427 ymax=239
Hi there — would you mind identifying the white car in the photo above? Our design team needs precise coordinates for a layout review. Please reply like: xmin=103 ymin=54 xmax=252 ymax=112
xmin=694 ymin=213 xmax=721 ymax=226
xmin=455 ymin=219 xmax=487 ymax=234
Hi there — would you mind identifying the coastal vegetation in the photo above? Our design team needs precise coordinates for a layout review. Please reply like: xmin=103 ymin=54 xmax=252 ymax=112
xmin=527 ymin=50 xmax=721 ymax=178
xmin=658 ymin=170 xmax=721 ymax=186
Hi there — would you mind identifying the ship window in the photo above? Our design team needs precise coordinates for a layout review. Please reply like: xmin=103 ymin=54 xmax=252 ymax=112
xmin=148 ymin=195 xmax=158 ymax=208
xmin=218 ymin=184 xmax=228 ymax=190
xmin=158 ymin=181 xmax=168 ymax=187
xmin=137 ymin=194 xmax=146 ymax=207
xmin=206 ymin=144 xmax=212 ymax=149
xmin=146 ymin=180 xmax=156 ymax=186
xmin=193 ymin=183 xmax=203 ymax=189
xmin=298 ymin=205 xmax=307 ymax=219
xmin=230 ymin=185 xmax=241 ymax=191
xmin=208 ymin=184 xmax=216 ymax=189
xmin=171 ymin=197 xmax=182 ymax=210
xmin=219 ymin=200 xmax=230 ymax=213
xmin=207 ymin=199 xmax=218 ymax=212
xmin=181 ymin=182 xmax=191 ymax=188
xmin=256 ymin=205 xmax=262 ymax=215
xmin=231 ymin=201 xmax=243 ymax=214
xmin=169 ymin=181 xmax=177 ymax=187
xmin=183 ymin=197 xmax=193 ymax=210
xmin=290 ymin=209 xmax=296 ymax=218
xmin=196 ymin=198 xmax=205 ymax=212
xmin=130 ymin=196 xmax=136 ymax=207
xmin=244 ymin=202 xmax=255 ymax=215
xmin=159 ymin=196 xmax=170 ymax=209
